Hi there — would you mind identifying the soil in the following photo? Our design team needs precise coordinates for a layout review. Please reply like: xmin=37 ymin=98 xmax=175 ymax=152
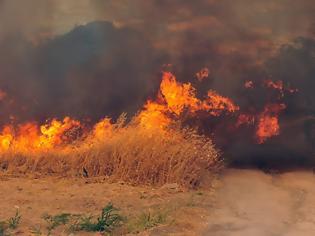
xmin=1 ymin=169 xmax=315 ymax=235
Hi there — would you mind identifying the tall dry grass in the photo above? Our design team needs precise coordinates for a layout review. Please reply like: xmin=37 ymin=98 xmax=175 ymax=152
xmin=0 ymin=118 xmax=221 ymax=188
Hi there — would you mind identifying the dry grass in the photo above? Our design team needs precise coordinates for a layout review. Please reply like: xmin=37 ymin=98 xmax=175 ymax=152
xmin=0 ymin=119 xmax=221 ymax=188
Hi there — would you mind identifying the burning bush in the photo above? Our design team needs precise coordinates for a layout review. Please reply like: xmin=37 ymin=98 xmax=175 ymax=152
xmin=0 ymin=116 xmax=220 ymax=188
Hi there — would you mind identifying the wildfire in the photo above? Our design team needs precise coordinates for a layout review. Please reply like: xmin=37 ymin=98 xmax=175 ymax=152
xmin=138 ymin=72 xmax=239 ymax=129
xmin=256 ymin=103 xmax=286 ymax=144
xmin=0 ymin=70 xmax=296 ymax=153
xmin=203 ymin=91 xmax=239 ymax=116
xmin=0 ymin=117 xmax=83 ymax=152
xmin=159 ymin=72 xmax=199 ymax=115
xmin=93 ymin=118 xmax=113 ymax=140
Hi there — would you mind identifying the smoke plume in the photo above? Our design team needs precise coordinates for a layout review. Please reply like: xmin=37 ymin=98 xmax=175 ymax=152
xmin=0 ymin=0 xmax=314 ymax=167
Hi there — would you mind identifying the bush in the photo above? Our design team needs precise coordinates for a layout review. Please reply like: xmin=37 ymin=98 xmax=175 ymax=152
xmin=0 ymin=120 xmax=220 ymax=188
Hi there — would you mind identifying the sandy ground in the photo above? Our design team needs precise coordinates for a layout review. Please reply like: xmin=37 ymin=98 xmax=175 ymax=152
xmin=1 ymin=169 xmax=315 ymax=235
xmin=204 ymin=169 xmax=315 ymax=236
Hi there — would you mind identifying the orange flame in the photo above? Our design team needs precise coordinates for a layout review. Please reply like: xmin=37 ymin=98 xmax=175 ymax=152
xmin=256 ymin=103 xmax=286 ymax=144
xmin=0 ymin=70 xmax=294 ymax=153
xmin=202 ymin=91 xmax=239 ymax=116
xmin=93 ymin=118 xmax=113 ymax=140
xmin=138 ymin=72 xmax=239 ymax=129
xmin=0 ymin=117 xmax=83 ymax=152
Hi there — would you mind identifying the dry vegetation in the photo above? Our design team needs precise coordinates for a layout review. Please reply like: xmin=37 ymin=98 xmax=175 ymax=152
xmin=0 ymin=118 xmax=221 ymax=188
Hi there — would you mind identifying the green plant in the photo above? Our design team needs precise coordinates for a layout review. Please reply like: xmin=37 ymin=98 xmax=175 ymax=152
xmin=8 ymin=209 xmax=21 ymax=230
xmin=42 ymin=213 xmax=72 ymax=235
xmin=0 ymin=209 xmax=22 ymax=236
xmin=72 ymin=203 xmax=123 ymax=233
xmin=128 ymin=210 xmax=167 ymax=233
xmin=0 ymin=221 xmax=7 ymax=236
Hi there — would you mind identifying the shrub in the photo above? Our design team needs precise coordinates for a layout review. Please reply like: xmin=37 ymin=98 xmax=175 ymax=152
xmin=0 ymin=120 xmax=220 ymax=188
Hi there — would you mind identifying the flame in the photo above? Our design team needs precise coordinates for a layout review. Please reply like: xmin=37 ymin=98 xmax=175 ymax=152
xmin=202 ymin=91 xmax=239 ymax=116
xmin=138 ymin=72 xmax=239 ymax=129
xmin=0 ymin=117 xmax=83 ymax=152
xmin=237 ymin=114 xmax=255 ymax=127
xmin=0 ymin=70 xmax=295 ymax=154
xmin=0 ymin=126 xmax=14 ymax=150
xmin=138 ymin=101 xmax=171 ymax=129
xmin=264 ymin=79 xmax=298 ymax=97
xmin=256 ymin=103 xmax=286 ymax=144
xmin=93 ymin=118 xmax=113 ymax=140
xmin=159 ymin=72 xmax=199 ymax=115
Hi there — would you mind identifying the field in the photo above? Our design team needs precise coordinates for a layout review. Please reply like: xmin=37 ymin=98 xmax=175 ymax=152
xmin=0 ymin=172 xmax=219 ymax=235
xmin=1 ymin=169 xmax=315 ymax=235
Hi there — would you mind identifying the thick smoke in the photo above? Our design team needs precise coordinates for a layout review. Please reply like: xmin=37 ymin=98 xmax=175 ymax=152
xmin=0 ymin=21 xmax=163 ymax=123
xmin=0 ymin=0 xmax=314 ymax=167
xmin=222 ymin=38 xmax=315 ymax=168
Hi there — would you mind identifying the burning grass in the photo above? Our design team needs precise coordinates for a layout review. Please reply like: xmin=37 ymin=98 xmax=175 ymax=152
xmin=0 ymin=117 xmax=220 ymax=188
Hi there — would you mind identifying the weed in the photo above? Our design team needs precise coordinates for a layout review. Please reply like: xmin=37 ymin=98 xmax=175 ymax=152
xmin=42 ymin=213 xmax=72 ymax=235
xmin=128 ymin=209 xmax=167 ymax=233
xmin=0 ymin=209 xmax=21 ymax=236
xmin=71 ymin=203 xmax=123 ymax=233
xmin=8 ymin=209 xmax=21 ymax=230
xmin=0 ymin=221 xmax=7 ymax=236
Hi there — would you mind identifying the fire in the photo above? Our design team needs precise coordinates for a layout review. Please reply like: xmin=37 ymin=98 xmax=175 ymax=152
xmin=40 ymin=117 xmax=83 ymax=147
xmin=159 ymin=72 xmax=199 ymax=115
xmin=0 ymin=70 xmax=295 ymax=154
xmin=93 ymin=118 xmax=113 ymax=140
xmin=264 ymin=79 xmax=298 ymax=97
xmin=236 ymin=114 xmax=255 ymax=127
xmin=203 ymin=91 xmax=239 ymax=116
xmin=138 ymin=101 xmax=171 ymax=129
xmin=0 ymin=117 xmax=83 ymax=152
xmin=0 ymin=126 xmax=14 ymax=150
xmin=138 ymin=72 xmax=239 ymax=129
xmin=256 ymin=103 xmax=286 ymax=144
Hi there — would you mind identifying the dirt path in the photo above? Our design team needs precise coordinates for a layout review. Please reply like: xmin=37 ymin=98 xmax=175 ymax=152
xmin=204 ymin=169 xmax=315 ymax=236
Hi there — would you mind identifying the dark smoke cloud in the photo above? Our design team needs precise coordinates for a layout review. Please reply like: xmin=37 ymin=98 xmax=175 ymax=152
xmin=0 ymin=21 xmax=164 ymax=123
xmin=224 ymin=38 xmax=315 ymax=168
xmin=0 ymin=0 xmax=314 ymax=167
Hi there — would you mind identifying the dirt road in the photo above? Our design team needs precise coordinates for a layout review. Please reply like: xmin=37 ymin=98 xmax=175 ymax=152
xmin=204 ymin=169 xmax=315 ymax=236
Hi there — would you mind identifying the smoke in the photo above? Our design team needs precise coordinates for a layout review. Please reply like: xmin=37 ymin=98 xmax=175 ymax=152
xmin=0 ymin=21 xmax=164 ymax=123
xmin=0 ymin=0 xmax=314 ymax=167
xmin=223 ymin=38 xmax=315 ymax=168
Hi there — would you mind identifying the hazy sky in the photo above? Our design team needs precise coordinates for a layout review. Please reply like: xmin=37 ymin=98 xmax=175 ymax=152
xmin=1 ymin=0 xmax=314 ymax=49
